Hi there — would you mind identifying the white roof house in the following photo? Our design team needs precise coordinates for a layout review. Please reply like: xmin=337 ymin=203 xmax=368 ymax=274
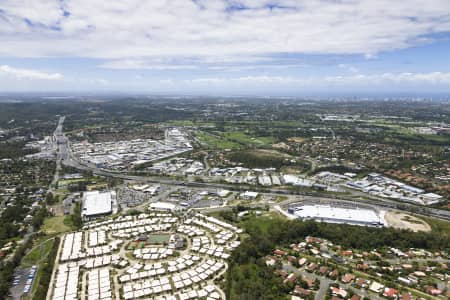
xmin=420 ymin=193 xmax=443 ymax=205
xmin=239 ymin=191 xmax=259 ymax=200
xmin=82 ymin=191 xmax=114 ymax=219
xmin=149 ymin=202 xmax=177 ymax=211
xmin=217 ymin=189 xmax=230 ymax=198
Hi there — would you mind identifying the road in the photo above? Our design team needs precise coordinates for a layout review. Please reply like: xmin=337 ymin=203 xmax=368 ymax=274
xmin=9 ymin=266 xmax=34 ymax=300
xmin=283 ymin=264 xmax=332 ymax=300
xmin=282 ymin=264 xmax=382 ymax=300
xmin=63 ymin=150 xmax=450 ymax=221
xmin=50 ymin=116 xmax=66 ymax=190
xmin=57 ymin=122 xmax=450 ymax=222
xmin=8 ymin=117 xmax=68 ymax=299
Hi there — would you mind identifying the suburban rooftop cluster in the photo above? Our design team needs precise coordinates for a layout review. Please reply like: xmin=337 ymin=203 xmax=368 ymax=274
xmin=49 ymin=211 xmax=242 ymax=300
xmin=71 ymin=128 xmax=192 ymax=171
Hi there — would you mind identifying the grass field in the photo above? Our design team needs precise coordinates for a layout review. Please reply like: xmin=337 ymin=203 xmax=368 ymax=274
xmin=222 ymin=131 xmax=275 ymax=146
xmin=22 ymin=238 xmax=55 ymax=267
xmin=195 ymin=131 xmax=241 ymax=149
xmin=22 ymin=238 xmax=56 ymax=300
xmin=148 ymin=234 xmax=171 ymax=244
xmin=57 ymin=178 xmax=86 ymax=186
xmin=195 ymin=129 xmax=276 ymax=150
xmin=422 ymin=216 xmax=450 ymax=234
xmin=275 ymin=196 xmax=288 ymax=203
xmin=42 ymin=216 xmax=71 ymax=234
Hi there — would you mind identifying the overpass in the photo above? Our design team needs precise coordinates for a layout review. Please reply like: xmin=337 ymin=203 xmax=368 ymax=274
xmin=58 ymin=122 xmax=450 ymax=222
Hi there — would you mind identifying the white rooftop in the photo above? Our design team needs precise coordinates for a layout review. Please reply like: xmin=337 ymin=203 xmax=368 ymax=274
xmin=240 ymin=191 xmax=258 ymax=198
xmin=293 ymin=204 xmax=382 ymax=225
xmin=82 ymin=191 xmax=113 ymax=217
xmin=150 ymin=202 xmax=176 ymax=211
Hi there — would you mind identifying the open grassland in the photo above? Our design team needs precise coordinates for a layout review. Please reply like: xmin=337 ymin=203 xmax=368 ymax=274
xmin=196 ymin=129 xmax=276 ymax=150
xmin=22 ymin=238 xmax=55 ymax=267
xmin=384 ymin=211 xmax=431 ymax=232
xmin=22 ymin=238 xmax=57 ymax=300
xmin=195 ymin=131 xmax=241 ymax=149
xmin=42 ymin=216 xmax=71 ymax=235
xmin=222 ymin=131 xmax=275 ymax=146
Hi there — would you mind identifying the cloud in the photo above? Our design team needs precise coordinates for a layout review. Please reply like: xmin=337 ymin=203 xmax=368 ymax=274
xmin=0 ymin=65 xmax=63 ymax=80
xmin=100 ymin=59 xmax=198 ymax=70
xmin=324 ymin=72 xmax=450 ymax=85
xmin=180 ymin=72 xmax=450 ymax=88
xmin=0 ymin=0 xmax=450 ymax=60
xmin=338 ymin=64 xmax=359 ymax=74
xmin=90 ymin=78 xmax=109 ymax=85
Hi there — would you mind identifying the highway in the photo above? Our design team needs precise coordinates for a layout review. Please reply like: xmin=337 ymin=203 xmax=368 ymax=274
xmin=58 ymin=124 xmax=450 ymax=222
xmin=50 ymin=116 xmax=66 ymax=190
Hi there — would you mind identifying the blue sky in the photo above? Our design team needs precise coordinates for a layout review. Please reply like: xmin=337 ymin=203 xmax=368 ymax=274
xmin=1 ymin=0 xmax=450 ymax=96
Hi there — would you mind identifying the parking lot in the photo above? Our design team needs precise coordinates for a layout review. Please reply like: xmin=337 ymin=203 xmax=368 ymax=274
xmin=10 ymin=265 xmax=37 ymax=300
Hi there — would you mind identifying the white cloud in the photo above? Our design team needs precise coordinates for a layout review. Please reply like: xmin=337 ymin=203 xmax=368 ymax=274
xmin=100 ymin=59 xmax=198 ymax=70
xmin=90 ymin=78 xmax=109 ymax=85
xmin=338 ymin=64 xmax=359 ymax=74
xmin=0 ymin=0 xmax=450 ymax=60
xmin=180 ymin=72 xmax=450 ymax=88
xmin=0 ymin=65 xmax=63 ymax=80
xmin=324 ymin=72 xmax=450 ymax=85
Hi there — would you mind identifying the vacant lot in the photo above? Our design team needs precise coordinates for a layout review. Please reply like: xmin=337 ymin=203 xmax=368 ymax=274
xmin=195 ymin=131 xmax=241 ymax=149
xmin=42 ymin=216 xmax=71 ymax=234
xmin=384 ymin=211 xmax=431 ymax=232
xmin=287 ymin=137 xmax=306 ymax=143
xmin=222 ymin=131 xmax=275 ymax=146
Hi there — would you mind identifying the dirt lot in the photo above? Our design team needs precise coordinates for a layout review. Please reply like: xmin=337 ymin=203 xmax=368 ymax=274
xmin=272 ymin=142 xmax=290 ymax=150
xmin=384 ymin=211 xmax=431 ymax=232
xmin=287 ymin=137 xmax=306 ymax=143
xmin=248 ymin=149 xmax=291 ymax=157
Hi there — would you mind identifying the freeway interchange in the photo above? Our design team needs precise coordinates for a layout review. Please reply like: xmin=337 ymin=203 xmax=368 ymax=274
xmin=55 ymin=118 xmax=450 ymax=223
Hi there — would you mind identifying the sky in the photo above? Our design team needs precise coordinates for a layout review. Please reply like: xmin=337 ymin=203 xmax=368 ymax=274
xmin=1 ymin=0 xmax=450 ymax=96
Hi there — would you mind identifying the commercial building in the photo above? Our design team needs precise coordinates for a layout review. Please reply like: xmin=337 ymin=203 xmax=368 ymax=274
xmin=347 ymin=173 xmax=444 ymax=206
xmin=289 ymin=204 xmax=383 ymax=227
xmin=82 ymin=191 xmax=115 ymax=220
xmin=149 ymin=202 xmax=177 ymax=212
xmin=239 ymin=191 xmax=259 ymax=200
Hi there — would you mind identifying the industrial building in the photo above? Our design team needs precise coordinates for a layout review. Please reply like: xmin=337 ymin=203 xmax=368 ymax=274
xmin=82 ymin=191 xmax=115 ymax=220
xmin=239 ymin=191 xmax=259 ymax=200
xmin=347 ymin=173 xmax=443 ymax=205
xmin=149 ymin=201 xmax=177 ymax=212
xmin=289 ymin=204 xmax=383 ymax=227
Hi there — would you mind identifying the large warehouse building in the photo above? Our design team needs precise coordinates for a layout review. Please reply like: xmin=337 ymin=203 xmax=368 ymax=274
xmin=289 ymin=204 xmax=383 ymax=227
xmin=82 ymin=191 xmax=115 ymax=220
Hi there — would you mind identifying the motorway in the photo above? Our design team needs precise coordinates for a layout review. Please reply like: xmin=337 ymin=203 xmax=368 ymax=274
xmin=56 ymin=124 xmax=450 ymax=222
xmin=50 ymin=116 xmax=66 ymax=190
xmin=8 ymin=117 xmax=67 ymax=299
